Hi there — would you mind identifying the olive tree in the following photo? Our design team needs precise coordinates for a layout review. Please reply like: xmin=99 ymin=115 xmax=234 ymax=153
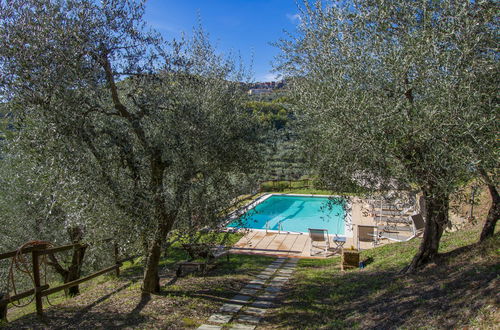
xmin=0 ymin=140 xmax=135 ymax=296
xmin=469 ymin=25 xmax=499 ymax=242
xmin=277 ymin=0 xmax=498 ymax=272
xmin=0 ymin=0 xmax=262 ymax=294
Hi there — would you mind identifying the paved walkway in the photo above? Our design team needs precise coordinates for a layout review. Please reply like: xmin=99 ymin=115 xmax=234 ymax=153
xmin=197 ymin=257 xmax=298 ymax=330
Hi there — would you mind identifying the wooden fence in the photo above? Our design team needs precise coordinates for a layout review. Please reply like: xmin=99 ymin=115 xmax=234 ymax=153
xmin=0 ymin=240 xmax=129 ymax=321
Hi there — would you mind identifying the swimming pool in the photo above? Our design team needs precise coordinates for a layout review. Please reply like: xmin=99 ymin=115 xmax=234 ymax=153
xmin=228 ymin=194 xmax=346 ymax=235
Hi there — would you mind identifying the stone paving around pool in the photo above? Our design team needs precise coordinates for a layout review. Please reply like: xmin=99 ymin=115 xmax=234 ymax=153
xmin=197 ymin=257 xmax=298 ymax=330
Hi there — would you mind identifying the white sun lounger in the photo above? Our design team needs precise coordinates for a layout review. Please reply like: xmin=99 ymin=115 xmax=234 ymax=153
xmin=379 ymin=214 xmax=425 ymax=242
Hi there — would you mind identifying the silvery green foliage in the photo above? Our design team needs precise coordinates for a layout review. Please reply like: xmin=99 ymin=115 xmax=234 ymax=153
xmin=0 ymin=0 xmax=263 ymax=287
xmin=0 ymin=131 xmax=138 ymax=292
xmin=277 ymin=0 xmax=498 ymax=196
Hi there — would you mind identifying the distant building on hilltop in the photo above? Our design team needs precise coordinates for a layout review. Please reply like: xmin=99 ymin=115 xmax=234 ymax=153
xmin=247 ymin=80 xmax=286 ymax=95
xmin=248 ymin=88 xmax=273 ymax=96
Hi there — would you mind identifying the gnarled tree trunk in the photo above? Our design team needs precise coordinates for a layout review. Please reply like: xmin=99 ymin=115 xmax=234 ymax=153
xmin=47 ymin=226 xmax=86 ymax=296
xmin=142 ymin=219 xmax=175 ymax=294
xmin=141 ymin=155 xmax=173 ymax=295
xmin=479 ymin=170 xmax=499 ymax=241
xmin=66 ymin=226 xmax=86 ymax=296
xmin=142 ymin=235 xmax=162 ymax=295
xmin=402 ymin=188 xmax=449 ymax=273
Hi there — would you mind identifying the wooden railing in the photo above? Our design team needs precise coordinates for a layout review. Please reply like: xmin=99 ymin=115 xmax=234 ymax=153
xmin=0 ymin=240 xmax=127 ymax=321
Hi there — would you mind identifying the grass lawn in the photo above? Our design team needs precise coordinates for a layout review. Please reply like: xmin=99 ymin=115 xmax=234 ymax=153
xmin=3 ymin=225 xmax=498 ymax=329
xmin=261 ymin=225 xmax=499 ymax=329
xmin=2 ymin=233 xmax=274 ymax=329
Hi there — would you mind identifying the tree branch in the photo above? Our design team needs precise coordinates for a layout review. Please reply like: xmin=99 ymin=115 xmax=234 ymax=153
xmin=47 ymin=253 xmax=69 ymax=278
xmin=100 ymin=51 xmax=152 ymax=153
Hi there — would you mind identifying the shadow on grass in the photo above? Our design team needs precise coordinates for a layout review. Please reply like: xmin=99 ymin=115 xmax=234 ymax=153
xmin=62 ymin=282 xmax=132 ymax=327
xmin=3 ymin=249 xmax=276 ymax=329
xmin=47 ymin=309 xmax=149 ymax=329
xmin=129 ymin=294 xmax=150 ymax=317
xmin=118 ymin=247 xmax=190 ymax=283
xmin=156 ymin=254 xmax=275 ymax=304
xmin=157 ymin=289 xmax=237 ymax=306
xmin=205 ymin=253 xmax=275 ymax=277
xmin=4 ymin=282 xmax=149 ymax=330
xmin=268 ymin=239 xmax=499 ymax=329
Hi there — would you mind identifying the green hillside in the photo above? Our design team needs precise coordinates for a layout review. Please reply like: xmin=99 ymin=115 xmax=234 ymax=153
xmin=266 ymin=225 xmax=499 ymax=329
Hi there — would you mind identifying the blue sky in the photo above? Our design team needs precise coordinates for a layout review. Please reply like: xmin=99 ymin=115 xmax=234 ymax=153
xmin=144 ymin=0 xmax=300 ymax=82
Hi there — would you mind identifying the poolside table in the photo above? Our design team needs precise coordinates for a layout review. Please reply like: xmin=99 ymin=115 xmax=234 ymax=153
xmin=332 ymin=236 xmax=346 ymax=251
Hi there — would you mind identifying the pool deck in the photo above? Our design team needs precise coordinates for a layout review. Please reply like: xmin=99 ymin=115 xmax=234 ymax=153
xmin=230 ymin=196 xmax=386 ymax=258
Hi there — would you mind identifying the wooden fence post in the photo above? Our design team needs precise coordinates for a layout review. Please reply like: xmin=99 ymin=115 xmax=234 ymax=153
xmin=31 ymin=249 xmax=43 ymax=318
xmin=0 ymin=292 xmax=7 ymax=322
xmin=113 ymin=243 xmax=120 ymax=277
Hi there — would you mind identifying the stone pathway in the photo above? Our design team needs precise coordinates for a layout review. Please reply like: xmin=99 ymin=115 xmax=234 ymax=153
xmin=197 ymin=257 xmax=298 ymax=330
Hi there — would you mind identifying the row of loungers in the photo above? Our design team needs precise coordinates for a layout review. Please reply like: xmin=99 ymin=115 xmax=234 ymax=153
xmin=308 ymin=213 xmax=425 ymax=257
xmin=358 ymin=213 xmax=425 ymax=249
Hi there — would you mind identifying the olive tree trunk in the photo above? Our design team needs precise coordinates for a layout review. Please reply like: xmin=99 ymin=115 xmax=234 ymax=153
xmin=142 ymin=218 xmax=177 ymax=294
xmin=402 ymin=188 xmax=449 ymax=273
xmin=141 ymin=156 xmax=173 ymax=295
xmin=142 ymin=235 xmax=162 ymax=295
xmin=66 ymin=245 xmax=87 ymax=297
xmin=47 ymin=226 xmax=87 ymax=296
xmin=0 ymin=292 xmax=7 ymax=321
xmin=479 ymin=179 xmax=499 ymax=242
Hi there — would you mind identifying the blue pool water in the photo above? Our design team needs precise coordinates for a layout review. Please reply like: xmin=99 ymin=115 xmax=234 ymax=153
xmin=228 ymin=195 xmax=345 ymax=234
